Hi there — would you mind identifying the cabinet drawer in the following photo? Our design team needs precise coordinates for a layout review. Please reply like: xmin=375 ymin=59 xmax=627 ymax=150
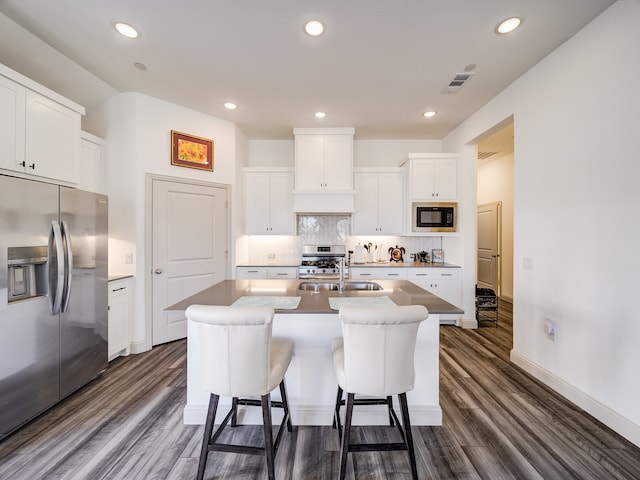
xmin=407 ymin=268 xmax=459 ymax=281
xmin=236 ymin=267 xmax=267 ymax=279
xmin=267 ymin=267 xmax=298 ymax=279
xmin=350 ymin=268 xmax=407 ymax=280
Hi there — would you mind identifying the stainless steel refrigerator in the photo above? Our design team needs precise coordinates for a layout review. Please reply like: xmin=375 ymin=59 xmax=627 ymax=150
xmin=0 ymin=174 xmax=108 ymax=439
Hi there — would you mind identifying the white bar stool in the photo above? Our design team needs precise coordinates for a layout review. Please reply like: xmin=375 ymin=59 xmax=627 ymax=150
xmin=332 ymin=304 xmax=429 ymax=480
xmin=185 ymin=305 xmax=294 ymax=480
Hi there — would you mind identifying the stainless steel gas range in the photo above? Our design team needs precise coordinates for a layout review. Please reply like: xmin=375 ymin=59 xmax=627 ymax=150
xmin=299 ymin=245 xmax=348 ymax=279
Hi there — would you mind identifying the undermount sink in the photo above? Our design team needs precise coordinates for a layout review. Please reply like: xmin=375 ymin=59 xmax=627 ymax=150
xmin=298 ymin=281 xmax=383 ymax=292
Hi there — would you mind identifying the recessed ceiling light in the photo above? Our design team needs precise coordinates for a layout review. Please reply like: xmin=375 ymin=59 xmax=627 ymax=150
xmin=314 ymin=111 xmax=326 ymax=119
xmin=423 ymin=111 xmax=437 ymax=118
xmin=495 ymin=17 xmax=521 ymax=35
xmin=115 ymin=22 xmax=139 ymax=38
xmin=224 ymin=102 xmax=237 ymax=110
xmin=304 ymin=20 xmax=325 ymax=36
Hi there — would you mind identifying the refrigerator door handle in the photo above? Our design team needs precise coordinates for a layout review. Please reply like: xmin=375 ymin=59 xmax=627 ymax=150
xmin=61 ymin=220 xmax=73 ymax=313
xmin=49 ymin=221 xmax=65 ymax=315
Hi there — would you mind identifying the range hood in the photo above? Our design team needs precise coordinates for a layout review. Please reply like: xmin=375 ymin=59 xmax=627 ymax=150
xmin=292 ymin=190 xmax=355 ymax=213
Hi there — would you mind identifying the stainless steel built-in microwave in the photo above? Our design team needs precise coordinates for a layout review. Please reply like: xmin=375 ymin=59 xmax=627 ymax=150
xmin=412 ymin=202 xmax=457 ymax=232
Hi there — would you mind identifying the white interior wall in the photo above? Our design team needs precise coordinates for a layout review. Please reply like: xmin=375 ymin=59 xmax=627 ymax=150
xmin=96 ymin=92 xmax=241 ymax=352
xmin=477 ymin=153 xmax=514 ymax=301
xmin=444 ymin=0 xmax=640 ymax=445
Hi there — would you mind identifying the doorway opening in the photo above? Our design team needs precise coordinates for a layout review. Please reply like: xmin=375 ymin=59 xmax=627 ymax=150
xmin=476 ymin=120 xmax=514 ymax=325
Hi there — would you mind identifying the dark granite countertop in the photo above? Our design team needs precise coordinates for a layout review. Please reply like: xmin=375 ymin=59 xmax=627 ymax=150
xmin=166 ymin=279 xmax=463 ymax=315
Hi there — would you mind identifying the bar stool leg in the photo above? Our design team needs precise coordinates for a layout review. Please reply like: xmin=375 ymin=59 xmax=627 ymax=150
xmin=338 ymin=392 xmax=355 ymax=480
xmin=279 ymin=379 xmax=293 ymax=432
xmin=261 ymin=393 xmax=276 ymax=480
xmin=399 ymin=393 xmax=418 ymax=480
xmin=333 ymin=386 xmax=344 ymax=437
xmin=197 ymin=393 xmax=219 ymax=480
xmin=386 ymin=395 xmax=395 ymax=426
xmin=231 ymin=397 xmax=238 ymax=427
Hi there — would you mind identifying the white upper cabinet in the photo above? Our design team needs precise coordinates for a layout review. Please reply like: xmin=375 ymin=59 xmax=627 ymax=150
xmin=353 ymin=169 xmax=404 ymax=235
xmin=0 ymin=74 xmax=25 ymax=172
xmin=295 ymin=132 xmax=353 ymax=190
xmin=0 ymin=63 xmax=84 ymax=185
xmin=293 ymin=127 xmax=355 ymax=212
xmin=78 ymin=131 xmax=106 ymax=194
xmin=244 ymin=168 xmax=295 ymax=235
xmin=404 ymin=154 xmax=458 ymax=201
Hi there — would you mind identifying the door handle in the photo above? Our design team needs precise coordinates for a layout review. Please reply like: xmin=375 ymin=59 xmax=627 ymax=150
xmin=155 ymin=268 xmax=163 ymax=274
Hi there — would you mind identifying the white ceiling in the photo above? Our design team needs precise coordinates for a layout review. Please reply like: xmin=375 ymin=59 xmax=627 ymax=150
xmin=0 ymin=0 xmax=615 ymax=140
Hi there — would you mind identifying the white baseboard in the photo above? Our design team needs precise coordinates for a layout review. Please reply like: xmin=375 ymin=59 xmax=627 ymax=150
xmin=128 ymin=340 xmax=150 ymax=355
xmin=511 ymin=350 xmax=640 ymax=448
xmin=458 ymin=317 xmax=478 ymax=329
xmin=184 ymin=403 xmax=442 ymax=427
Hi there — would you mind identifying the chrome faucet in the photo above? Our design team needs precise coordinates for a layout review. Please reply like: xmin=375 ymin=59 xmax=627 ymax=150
xmin=338 ymin=258 xmax=345 ymax=293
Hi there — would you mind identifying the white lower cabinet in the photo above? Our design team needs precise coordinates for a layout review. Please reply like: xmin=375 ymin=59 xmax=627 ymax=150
xmin=236 ymin=266 xmax=298 ymax=279
xmin=349 ymin=266 xmax=461 ymax=323
xmin=407 ymin=268 xmax=461 ymax=323
xmin=108 ymin=278 xmax=131 ymax=360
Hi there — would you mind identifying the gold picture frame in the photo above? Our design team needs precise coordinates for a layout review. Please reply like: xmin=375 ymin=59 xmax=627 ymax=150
xmin=171 ymin=130 xmax=213 ymax=171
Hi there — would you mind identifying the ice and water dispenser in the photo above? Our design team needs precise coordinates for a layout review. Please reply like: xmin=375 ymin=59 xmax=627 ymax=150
xmin=7 ymin=246 xmax=48 ymax=302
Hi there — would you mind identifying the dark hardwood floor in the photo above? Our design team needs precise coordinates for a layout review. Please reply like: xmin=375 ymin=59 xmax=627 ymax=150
xmin=1 ymin=299 xmax=639 ymax=479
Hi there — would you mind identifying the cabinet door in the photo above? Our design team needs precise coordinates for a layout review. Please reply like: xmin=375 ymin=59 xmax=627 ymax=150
xmin=410 ymin=158 xmax=457 ymax=200
xmin=377 ymin=172 xmax=404 ymax=234
xmin=268 ymin=172 xmax=295 ymax=234
xmin=25 ymin=90 xmax=81 ymax=184
xmin=0 ymin=75 xmax=25 ymax=172
xmin=408 ymin=269 xmax=460 ymax=306
xmin=322 ymin=135 xmax=353 ymax=190
xmin=434 ymin=158 xmax=458 ymax=200
xmin=353 ymin=172 xmax=379 ymax=234
xmin=245 ymin=172 xmax=271 ymax=234
xmin=410 ymin=159 xmax=436 ymax=199
xmin=79 ymin=135 xmax=106 ymax=194
xmin=295 ymin=135 xmax=325 ymax=190
xmin=108 ymin=280 xmax=130 ymax=360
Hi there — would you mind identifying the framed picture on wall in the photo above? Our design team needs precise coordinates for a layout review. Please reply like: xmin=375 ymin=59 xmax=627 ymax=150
xmin=171 ymin=130 xmax=214 ymax=171
xmin=431 ymin=248 xmax=444 ymax=263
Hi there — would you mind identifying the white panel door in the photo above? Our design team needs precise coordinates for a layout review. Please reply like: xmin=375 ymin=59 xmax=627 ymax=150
xmin=477 ymin=202 xmax=501 ymax=294
xmin=152 ymin=179 xmax=228 ymax=345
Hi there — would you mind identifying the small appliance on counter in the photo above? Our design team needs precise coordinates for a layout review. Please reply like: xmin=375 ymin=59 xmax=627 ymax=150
xmin=416 ymin=251 xmax=430 ymax=263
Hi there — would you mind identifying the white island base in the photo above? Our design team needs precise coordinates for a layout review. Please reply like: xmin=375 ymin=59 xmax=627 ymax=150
xmin=183 ymin=312 xmax=442 ymax=426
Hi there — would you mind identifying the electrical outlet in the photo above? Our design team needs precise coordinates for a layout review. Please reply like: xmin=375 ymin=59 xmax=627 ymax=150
xmin=544 ymin=318 xmax=557 ymax=340
xmin=523 ymin=257 xmax=533 ymax=270
xmin=267 ymin=253 xmax=276 ymax=259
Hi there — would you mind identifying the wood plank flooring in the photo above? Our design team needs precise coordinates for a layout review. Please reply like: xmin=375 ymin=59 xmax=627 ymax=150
xmin=1 ymin=299 xmax=639 ymax=479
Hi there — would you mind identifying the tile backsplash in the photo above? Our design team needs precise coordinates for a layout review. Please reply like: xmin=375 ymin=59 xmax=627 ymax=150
xmin=245 ymin=214 xmax=445 ymax=265
xmin=297 ymin=215 xmax=351 ymax=245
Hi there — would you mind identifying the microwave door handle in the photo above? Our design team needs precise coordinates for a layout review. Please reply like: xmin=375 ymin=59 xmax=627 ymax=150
xmin=49 ymin=221 xmax=65 ymax=315
xmin=60 ymin=220 xmax=73 ymax=313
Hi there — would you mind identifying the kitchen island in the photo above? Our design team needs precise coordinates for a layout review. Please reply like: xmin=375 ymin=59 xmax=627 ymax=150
xmin=168 ymin=279 xmax=463 ymax=427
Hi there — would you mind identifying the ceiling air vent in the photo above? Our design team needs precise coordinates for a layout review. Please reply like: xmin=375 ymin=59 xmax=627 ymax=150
xmin=442 ymin=72 xmax=475 ymax=94
xmin=478 ymin=151 xmax=498 ymax=160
